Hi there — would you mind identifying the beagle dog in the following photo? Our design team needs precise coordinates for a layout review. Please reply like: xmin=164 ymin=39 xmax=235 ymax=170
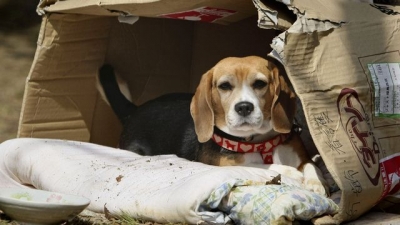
xmin=99 ymin=56 xmax=328 ymax=196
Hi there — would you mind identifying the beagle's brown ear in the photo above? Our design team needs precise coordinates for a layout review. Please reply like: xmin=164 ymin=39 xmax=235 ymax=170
xmin=190 ymin=69 xmax=214 ymax=143
xmin=271 ymin=66 xmax=297 ymax=133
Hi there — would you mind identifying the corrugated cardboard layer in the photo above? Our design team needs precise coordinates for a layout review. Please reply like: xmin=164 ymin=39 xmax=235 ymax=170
xmin=38 ymin=0 xmax=256 ymax=25
xmin=30 ymin=15 xmax=111 ymax=81
xmin=345 ymin=212 xmax=400 ymax=225
xmin=290 ymin=0 xmax=392 ymax=24
xmin=105 ymin=16 xmax=275 ymax=105
xmin=190 ymin=17 xmax=278 ymax=93
xmin=105 ymin=17 xmax=195 ymax=105
xmin=18 ymin=14 xmax=121 ymax=146
xmin=277 ymin=1 xmax=400 ymax=222
xmin=253 ymin=0 xmax=296 ymax=30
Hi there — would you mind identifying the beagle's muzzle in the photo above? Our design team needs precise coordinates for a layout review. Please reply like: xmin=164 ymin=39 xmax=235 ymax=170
xmin=99 ymin=56 xmax=329 ymax=196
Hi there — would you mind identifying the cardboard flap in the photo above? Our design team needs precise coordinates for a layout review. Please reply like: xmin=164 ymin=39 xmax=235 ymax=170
xmin=37 ymin=0 xmax=257 ymax=25
xmin=290 ymin=0 xmax=349 ymax=24
xmin=270 ymin=0 xmax=400 ymax=223
xmin=257 ymin=0 xmax=400 ymax=32
xmin=290 ymin=0 xmax=399 ymax=24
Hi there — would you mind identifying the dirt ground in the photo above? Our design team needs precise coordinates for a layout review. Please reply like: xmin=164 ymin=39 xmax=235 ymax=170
xmin=0 ymin=209 xmax=164 ymax=225
xmin=0 ymin=0 xmax=40 ymax=143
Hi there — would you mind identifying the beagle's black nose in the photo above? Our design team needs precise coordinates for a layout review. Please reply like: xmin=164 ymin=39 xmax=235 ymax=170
xmin=235 ymin=101 xmax=254 ymax=117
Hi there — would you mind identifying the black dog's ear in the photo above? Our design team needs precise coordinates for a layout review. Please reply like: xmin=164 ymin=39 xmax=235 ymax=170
xmin=191 ymin=69 xmax=214 ymax=143
xmin=271 ymin=66 xmax=297 ymax=133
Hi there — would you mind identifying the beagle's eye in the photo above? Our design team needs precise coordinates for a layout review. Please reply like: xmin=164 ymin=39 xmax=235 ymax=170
xmin=252 ymin=80 xmax=267 ymax=89
xmin=218 ymin=82 xmax=233 ymax=91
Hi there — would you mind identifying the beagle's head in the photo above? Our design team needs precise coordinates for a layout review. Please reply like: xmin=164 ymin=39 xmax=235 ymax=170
xmin=190 ymin=56 xmax=296 ymax=143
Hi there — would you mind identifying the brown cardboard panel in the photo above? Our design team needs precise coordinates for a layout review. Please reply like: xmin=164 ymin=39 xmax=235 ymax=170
xmin=18 ymin=14 xmax=118 ymax=144
xmin=90 ymin=97 xmax=122 ymax=146
xmin=375 ymin=195 xmax=400 ymax=214
xmin=344 ymin=212 xmax=400 ymax=225
xmin=18 ymin=79 xmax=97 ymax=142
xmin=105 ymin=16 xmax=277 ymax=105
xmin=190 ymin=16 xmax=278 ymax=90
xmin=105 ymin=17 xmax=195 ymax=105
xmin=18 ymin=78 xmax=117 ymax=145
xmin=39 ymin=0 xmax=256 ymax=25
xmin=279 ymin=2 xmax=400 ymax=222
xmin=290 ymin=0 xmax=384 ymax=23
xmin=29 ymin=15 xmax=111 ymax=81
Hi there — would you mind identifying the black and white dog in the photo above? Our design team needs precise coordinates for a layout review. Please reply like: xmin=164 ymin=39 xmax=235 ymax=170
xmin=98 ymin=56 xmax=328 ymax=196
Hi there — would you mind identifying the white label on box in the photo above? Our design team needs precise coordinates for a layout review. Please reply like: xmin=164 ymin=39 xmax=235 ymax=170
xmin=368 ymin=63 xmax=400 ymax=117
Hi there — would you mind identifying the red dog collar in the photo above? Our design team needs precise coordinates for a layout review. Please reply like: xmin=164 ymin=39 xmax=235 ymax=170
xmin=211 ymin=132 xmax=290 ymax=164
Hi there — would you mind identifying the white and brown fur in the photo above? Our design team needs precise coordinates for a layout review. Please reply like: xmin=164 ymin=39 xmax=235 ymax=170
xmin=98 ymin=56 xmax=328 ymax=196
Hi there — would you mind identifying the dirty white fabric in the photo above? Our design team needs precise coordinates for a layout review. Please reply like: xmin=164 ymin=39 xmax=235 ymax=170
xmin=0 ymin=138 xmax=338 ymax=224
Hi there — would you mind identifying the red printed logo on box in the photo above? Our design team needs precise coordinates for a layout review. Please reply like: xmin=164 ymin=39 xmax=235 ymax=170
xmin=161 ymin=7 xmax=236 ymax=23
xmin=337 ymin=88 xmax=400 ymax=201
xmin=337 ymin=88 xmax=381 ymax=185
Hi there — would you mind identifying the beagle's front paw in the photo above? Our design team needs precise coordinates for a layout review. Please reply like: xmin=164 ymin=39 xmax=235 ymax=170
xmin=302 ymin=162 xmax=330 ymax=196
xmin=304 ymin=177 xmax=329 ymax=196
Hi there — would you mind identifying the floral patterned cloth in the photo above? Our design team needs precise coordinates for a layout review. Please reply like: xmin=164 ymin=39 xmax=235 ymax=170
xmin=204 ymin=179 xmax=339 ymax=224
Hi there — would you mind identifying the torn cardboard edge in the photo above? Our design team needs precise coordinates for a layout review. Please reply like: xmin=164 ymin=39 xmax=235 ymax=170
xmin=253 ymin=0 xmax=296 ymax=30
xmin=264 ymin=0 xmax=400 ymax=223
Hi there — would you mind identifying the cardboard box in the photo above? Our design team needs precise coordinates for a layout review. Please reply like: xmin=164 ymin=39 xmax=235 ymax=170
xmin=266 ymin=0 xmax=400 ymax=223
xmin=18 ymin=0 xmax=400 ymax=223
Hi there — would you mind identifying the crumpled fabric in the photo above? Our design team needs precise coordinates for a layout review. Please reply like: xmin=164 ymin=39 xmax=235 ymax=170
xmin=206 ymin=180 xmax=338 ymax=224
xmin=0 ymin=138 xmax=338 ymax=224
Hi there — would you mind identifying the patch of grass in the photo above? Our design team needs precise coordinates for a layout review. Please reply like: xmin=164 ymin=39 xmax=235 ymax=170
xmin=117 ymin=212 xmax=187 ymax=225
xmin=118 ymin=214 xmax=143 ymax=225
